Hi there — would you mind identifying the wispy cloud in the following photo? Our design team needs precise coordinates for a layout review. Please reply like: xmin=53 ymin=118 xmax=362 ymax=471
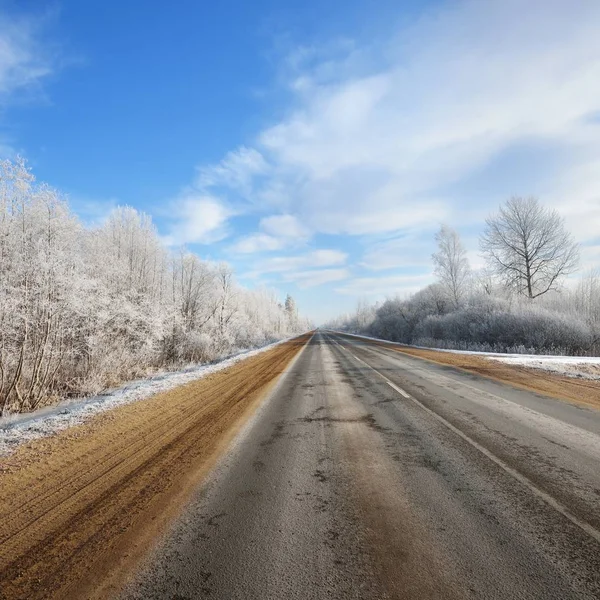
xmin=0 ymin=9 xmax=59 ymax=156
xmin=171 ymin=0 xmax=600 ymax=311
xmin=360 ymin=233 xmax=435 ymax=271
xmin=335 ymin=273 xmax=433 ymax=297
xmin=162 ymin=194 xmax=233 ymax=246
xmin=195 ymin=0 xmax=600 ymax=249
xmin=242 ymin=249 xmax=350 ymax=288
xmin=0 ymin=11 xmax=56 ymax=104
xmin=197 ymin=146 xmax=269 ymax=198
xmin=284 ymin=268 xmax=350 ymax=288
xmin=231 ymin=213 xmax=310 ymax=254
xmin=247 ymin=249 xmax=347 ymax=275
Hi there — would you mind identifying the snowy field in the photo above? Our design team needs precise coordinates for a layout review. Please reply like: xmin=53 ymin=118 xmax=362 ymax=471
xmin=0 ymin=338 xmax=289 ymax=457
xmin=327 ymin=330 xmax=600 ymax=381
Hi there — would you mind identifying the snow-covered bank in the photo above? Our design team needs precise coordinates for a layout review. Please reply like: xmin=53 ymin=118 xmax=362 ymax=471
xmin=485 ymin=355 xmax=600 ymax=380
xmin=0 ymin=338 xmax=293 ymax=457
xmin=327 ymin=330 xmax=600 ymax=381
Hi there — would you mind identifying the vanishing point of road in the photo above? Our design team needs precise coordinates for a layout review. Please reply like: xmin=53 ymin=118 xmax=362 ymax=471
xmin=120 ymin=331 xmax=600 ymax=599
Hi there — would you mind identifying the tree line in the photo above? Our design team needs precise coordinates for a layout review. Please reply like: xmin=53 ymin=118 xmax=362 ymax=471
xmin=0 ymin=158 xmax=308 ymax=415
xmin=330 ymin=196 xmax=599 ymax=356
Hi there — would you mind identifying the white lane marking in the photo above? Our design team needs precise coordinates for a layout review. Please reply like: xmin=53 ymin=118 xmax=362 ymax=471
xmin=385 ymin=380 xmax=411 ymax=398
xmin=330 ymin=337 xmax=409 ymax=398
xmin=356 ymin=342 xmax=600 ymax=459
xmin=326 ymin=332 xmax=600 ymax=546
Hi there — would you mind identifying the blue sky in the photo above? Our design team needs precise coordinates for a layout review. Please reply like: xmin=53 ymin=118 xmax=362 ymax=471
xmin=1 ymin=0 xmax=600 ymax=323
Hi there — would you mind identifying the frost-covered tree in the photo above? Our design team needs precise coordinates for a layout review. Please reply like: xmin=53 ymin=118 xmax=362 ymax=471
xmin=432 ymin=225 xmax=470 ymax=309
xmin=0 ymin=159 xmax=309 ymax=414
xmin=284 ymin=294 xmax=297 ymax=325
xmin=480 ymin=197 xmax=579 ymax=299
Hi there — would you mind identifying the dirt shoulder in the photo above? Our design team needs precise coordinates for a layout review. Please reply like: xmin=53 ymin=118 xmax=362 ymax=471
xmin=382 ymin=344 xmax=600 ymax=410
xmin=0 ymin=334 xmax=310 ymax=600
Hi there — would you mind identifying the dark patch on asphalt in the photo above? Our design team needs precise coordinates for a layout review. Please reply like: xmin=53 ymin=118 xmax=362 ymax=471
xmin=314 ymin=496 xmax=331 ymax=512
xmin=197 ymin=570 xmax=212 ymax=595
xmin=420 ymin=455 xmax=443 ymax=473
xmin=205 ymin=512 xmax=227 ymax=528
xmin=314 ymin=469 xmax=328 ymax=482
xmin=375 ymin=398 xmax=396 ymax=405
xmin=237 ymin=489 xmax=260 ymax=499
xmin=542 ymin=436 xmax=571 ymax=450
xmin=303 ymin=406 xmax=325 ymax=420
xmin=259 ymin=421 xmax=287 ymax=447
xmin=326 ymin=529 xmax=340 ymax=541
xmin=301 ymin=413 xmax=388 ymax=433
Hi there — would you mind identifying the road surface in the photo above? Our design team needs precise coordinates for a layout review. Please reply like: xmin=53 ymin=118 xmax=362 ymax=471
xmin=121 ymin=331 xmax=600 ymax=599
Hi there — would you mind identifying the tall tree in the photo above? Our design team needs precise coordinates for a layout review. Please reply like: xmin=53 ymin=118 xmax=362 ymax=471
xmin=284 ymin=294 xmax=297 ymax=321
xmin=480 ymin=196 xmax=579 ymax=299
xmin=432 ymin=225 xmax=470 ymax=309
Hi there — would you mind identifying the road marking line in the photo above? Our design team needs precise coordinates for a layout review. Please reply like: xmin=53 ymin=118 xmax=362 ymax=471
xmin=385 ymin=380 xmax=410 ymax=398
xmin=328 ymin=333 xmax=600 ymax=546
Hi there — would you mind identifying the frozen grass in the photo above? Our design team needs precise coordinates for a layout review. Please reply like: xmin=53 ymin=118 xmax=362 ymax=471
xmin=0 ymin=338 xmax=289 ymax=456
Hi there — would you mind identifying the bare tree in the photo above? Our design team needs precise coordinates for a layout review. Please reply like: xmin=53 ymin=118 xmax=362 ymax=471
xmin=432 ymin=225 xmax=470 ymax=309
xmin=480 ymin=196 xmax=579 ymax=299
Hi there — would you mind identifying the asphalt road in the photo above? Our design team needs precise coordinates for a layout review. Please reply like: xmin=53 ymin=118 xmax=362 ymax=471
xmin=120 ymin=331 xmax=600 ymax=599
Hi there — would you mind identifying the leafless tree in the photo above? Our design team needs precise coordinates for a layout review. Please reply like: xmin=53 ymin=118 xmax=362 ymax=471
xmin=480 ymin=196 xmax=579 ymax=299
xmin=432 ymin=225 xmax=470 ymax=309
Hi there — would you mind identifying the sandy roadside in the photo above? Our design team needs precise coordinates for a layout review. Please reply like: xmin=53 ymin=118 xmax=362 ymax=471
xmin=0 ymin=333 xmax=310 ymax=600
xmin=378 ymin=343 xmax=600 ymax=410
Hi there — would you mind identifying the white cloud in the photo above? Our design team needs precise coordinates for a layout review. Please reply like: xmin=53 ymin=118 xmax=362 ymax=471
xmin=0 ymin=11 xmax=57 ymax=154
xmin=260 ymin=214 xmax=309 ymax=239
xmin=245 ymin=249 xmax=351 ymax=289
xmin=162 ymin=195 xmax=232 ymax=246
xmin=197 ymin=146 xmax=268 ymax=197
xmin=176 ymin=0 xmax=600 ymax=307
xmin=248 ymin=249 xmax=347 ymax=275
xmin=303 ymin=249 xmax=347 ymax=267
xmin=196 ymin=0 xmax=600 ymax=250
xmin=335 ymin=273 xmax=434 ymax=297
xmin=283 ymin=268 xmax=350 ymax=288
xmin=547 ymin=156 xmax=600 ymax=242
xmin=232 ymin=213 xmax=311 ymax=254
xmin=243 ymin=249 xmax=349 ymax=288
xmin=360 ymin=233 xmax=435 ymax=271
xmin=0 ymin=12 xmax=54 ymax=103
xmin=231 ymin=233 xmax=284 ymax=254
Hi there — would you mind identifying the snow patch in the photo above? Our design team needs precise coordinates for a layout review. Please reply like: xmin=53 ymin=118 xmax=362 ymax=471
xmin=485 ymin=355 xmax=600 ymax=380
xmin=0 ymin=338 xmax=290 ymax=457
xmin=327 ymin=330 xmax=600 ymax=381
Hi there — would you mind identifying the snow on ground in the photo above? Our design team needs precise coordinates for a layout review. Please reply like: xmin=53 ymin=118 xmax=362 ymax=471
xmin=484 ymin=355 xmax=600 ymax=380
xmin=327 ymin=330 xmax=600 ymax=381
xmin=0 ymin=338 xmax=290 ymax=457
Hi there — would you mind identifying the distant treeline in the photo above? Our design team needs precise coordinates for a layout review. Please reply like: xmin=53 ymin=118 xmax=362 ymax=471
xmin=329 ymin=198 xmax=599 ymax=356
